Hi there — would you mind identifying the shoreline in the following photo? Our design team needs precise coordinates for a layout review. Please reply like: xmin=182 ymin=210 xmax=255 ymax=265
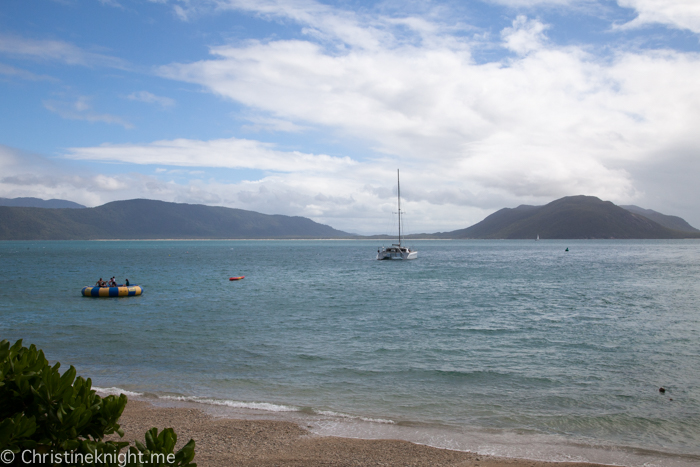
xmin=6 ymin=238 xmax=700 ymax=242
xmin=115 ymin=398 xmax=612 ymax=467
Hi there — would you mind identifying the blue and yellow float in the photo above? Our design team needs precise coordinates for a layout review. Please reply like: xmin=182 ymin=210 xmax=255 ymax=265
xmin=81 ymin=285 xmax=143 ymax=297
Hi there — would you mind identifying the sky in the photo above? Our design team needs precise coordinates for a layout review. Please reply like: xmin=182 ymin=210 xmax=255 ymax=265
xmin=1 ymin=0 xmax=699 ymax=234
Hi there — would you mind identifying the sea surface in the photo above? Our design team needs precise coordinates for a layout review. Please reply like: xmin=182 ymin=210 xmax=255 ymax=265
xmin=1 ymin=239 xmax=699 ymax=466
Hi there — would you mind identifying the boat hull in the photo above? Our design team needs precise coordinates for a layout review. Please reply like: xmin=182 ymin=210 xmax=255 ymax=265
xmin=377 ymin=248 xmax=418 ymax=260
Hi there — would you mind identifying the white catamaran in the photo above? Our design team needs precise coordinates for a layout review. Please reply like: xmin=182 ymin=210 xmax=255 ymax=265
xmin=377 ymin=170 xmax=418 ymax=260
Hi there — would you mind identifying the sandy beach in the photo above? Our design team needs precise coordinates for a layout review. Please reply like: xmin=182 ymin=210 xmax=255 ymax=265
xmin=115 ymin=400 xmax=613 ymax=467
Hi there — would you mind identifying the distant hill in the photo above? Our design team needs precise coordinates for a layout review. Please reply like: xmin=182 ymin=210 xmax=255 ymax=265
xmin=620 ymin=205 xmax=699 ymax=233
xmin=0 ymin=197 xmax=85 ymax=209
xmin=0 ymin=199 xmax=350 ymax=240
xmin=435 ymin=195 xmax=700 ymax=239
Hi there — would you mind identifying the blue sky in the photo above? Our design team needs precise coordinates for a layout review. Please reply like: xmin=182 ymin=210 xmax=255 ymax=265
xmin=1 ymin=0 xmax=699 ymax=234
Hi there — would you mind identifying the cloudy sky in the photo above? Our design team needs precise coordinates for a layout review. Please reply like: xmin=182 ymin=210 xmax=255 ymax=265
xmin=1 ymin=0 xmax=699 ymax=234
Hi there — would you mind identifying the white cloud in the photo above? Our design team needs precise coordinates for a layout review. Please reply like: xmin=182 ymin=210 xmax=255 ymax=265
xmin=64 ymin=137 xmax=356 ymax=173
xmin=0 ymin=144 xmax=223 ymax=210
xmin=486 ymin=0 xmax=583 ymax=5
xmin=169 ymin=0 xmax=450 ymax=49
xmin=127 ymin=91 xmax=176 ymax=108
xmin=98 ymin=0 xmax=124 ymax=8
xmin=0 ymin=63 xmax=55 ymax=81
xmin=501 ymin=16 xmax=549 ymax=54
xmin=241 ymin=116 xmax=309 ymax=133
xmin=173 ymin=5 xmax=190 ymax=21
xmin=159 ymin=23 xmax=699 ymax=193
xmin=616 ymin=0 xmax=700 ymax=34
xmin=0 ymin=145 xmax=132 ymax=206
xmin=0 ymin=34 xmax=129 ymax=69
xmin=44 ymin=97 xmax=134 ymax=128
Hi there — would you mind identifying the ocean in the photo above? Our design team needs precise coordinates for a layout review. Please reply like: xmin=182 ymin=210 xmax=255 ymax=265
xmin=1 ymin=239 xmax=699 ymax=466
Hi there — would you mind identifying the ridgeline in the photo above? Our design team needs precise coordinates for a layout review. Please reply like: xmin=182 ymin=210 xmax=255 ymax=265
xmin=432 ymin=195 xmax=700 ymax=239
xmin=619 ymin=205 xmax=699 ymax=233
xmin=0 ymin=199 xmax=349 ymax=240
xmin=1 ymin=195 xmax=697 ymax=240
xmin=0 ymin=197 xmax=85 ymax=209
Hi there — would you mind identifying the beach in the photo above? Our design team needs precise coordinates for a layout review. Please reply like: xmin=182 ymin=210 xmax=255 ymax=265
xmin=116 ymin=399 xmax=610 ymax=467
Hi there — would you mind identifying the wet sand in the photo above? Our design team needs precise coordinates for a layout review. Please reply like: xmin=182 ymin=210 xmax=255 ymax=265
xmin=115 ymin=399 xmax=614 ymax=467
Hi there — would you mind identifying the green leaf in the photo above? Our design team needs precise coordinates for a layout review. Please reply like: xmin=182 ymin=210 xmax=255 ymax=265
xmin=0 ymin=338 xmax=196 ymax=466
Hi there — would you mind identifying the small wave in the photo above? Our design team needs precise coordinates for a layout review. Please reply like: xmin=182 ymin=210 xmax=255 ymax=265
xmin=154 ymin=394 xmax=396 ymax=424
xmin=158 ymin=395 xmax=299 ymax=413
xmin=94 ymin=386 xmax=144 ymax=397
xmin=92 ymin=388 xmax=397 ymax=424
xmin=316 ymin=410 xmax=395 ymax=424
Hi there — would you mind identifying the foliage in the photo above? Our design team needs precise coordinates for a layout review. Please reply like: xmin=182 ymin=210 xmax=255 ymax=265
xmin=127 ymin=428 xmax=195 ymax=467
xmin=0 ymin=339 xmax=196 ymax=466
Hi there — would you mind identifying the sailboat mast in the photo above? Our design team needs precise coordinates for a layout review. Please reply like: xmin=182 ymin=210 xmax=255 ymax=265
xmin=397 ymin=169 xmax=401 ymax=247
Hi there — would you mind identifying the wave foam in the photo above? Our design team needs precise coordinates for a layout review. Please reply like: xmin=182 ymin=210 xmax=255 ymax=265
xmin=93 ymin=388 xmax=396 ymax=426
xmin=93 ymin=386 xmax=144 ymax=397
xmin=158 ymin=395 xmax=299 ymax=413
xmin=157 ymin=395 xmax=395 ymax=424
xmin=316 ymin=410 xmax=395 ymax=424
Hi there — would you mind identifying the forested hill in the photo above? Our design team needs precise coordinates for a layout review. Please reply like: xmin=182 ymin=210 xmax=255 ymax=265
xmin=620 ymin=205 xmax=699 ymax=233
xmin=0 ymin=197 xmax=85 ymax=209
xmin=434 ymin=195 xmax=700 ymax=239
xmin=2 ymin=195 xmax=698 ymax=240
xmin=0 ymin=199 xmax=350 ymax=240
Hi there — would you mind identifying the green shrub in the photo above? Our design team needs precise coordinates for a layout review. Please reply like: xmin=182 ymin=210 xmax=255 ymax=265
xmin=0 ymin=339 xmax=196 ymax=466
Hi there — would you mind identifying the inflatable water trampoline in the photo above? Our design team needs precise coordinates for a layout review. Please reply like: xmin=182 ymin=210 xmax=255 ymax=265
xmin=81 ymin=285 xmax=143 ymax=297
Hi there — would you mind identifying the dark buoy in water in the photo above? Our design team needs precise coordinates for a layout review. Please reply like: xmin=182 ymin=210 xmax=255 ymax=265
xmin=565 ymin=247 xmax=569 ymax=251
xmin=659 ymin=387 xmax=666 ymax=393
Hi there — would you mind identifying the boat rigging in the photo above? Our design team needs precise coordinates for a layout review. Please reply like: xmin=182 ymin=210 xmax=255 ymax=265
xmin=377 ymin=169 xmax=418 ymax=260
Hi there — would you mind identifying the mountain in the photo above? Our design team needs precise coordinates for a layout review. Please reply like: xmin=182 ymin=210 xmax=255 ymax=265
xmin=2 ymin=195 xmax=696 ymax=241
xmin=0 ymin=197 xmax=85 ymax=209
xmin=436 ymin=195 xmax=700 ymax=239
xmin=0 ymin=199 xmax=350 ymax=240
xmin=620 ymin=205 xmax=699 ymax=233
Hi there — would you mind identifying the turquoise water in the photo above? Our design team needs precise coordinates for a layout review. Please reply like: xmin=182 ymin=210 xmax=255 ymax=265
xmin=1 ymin=240 xmax=699 ymax=465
